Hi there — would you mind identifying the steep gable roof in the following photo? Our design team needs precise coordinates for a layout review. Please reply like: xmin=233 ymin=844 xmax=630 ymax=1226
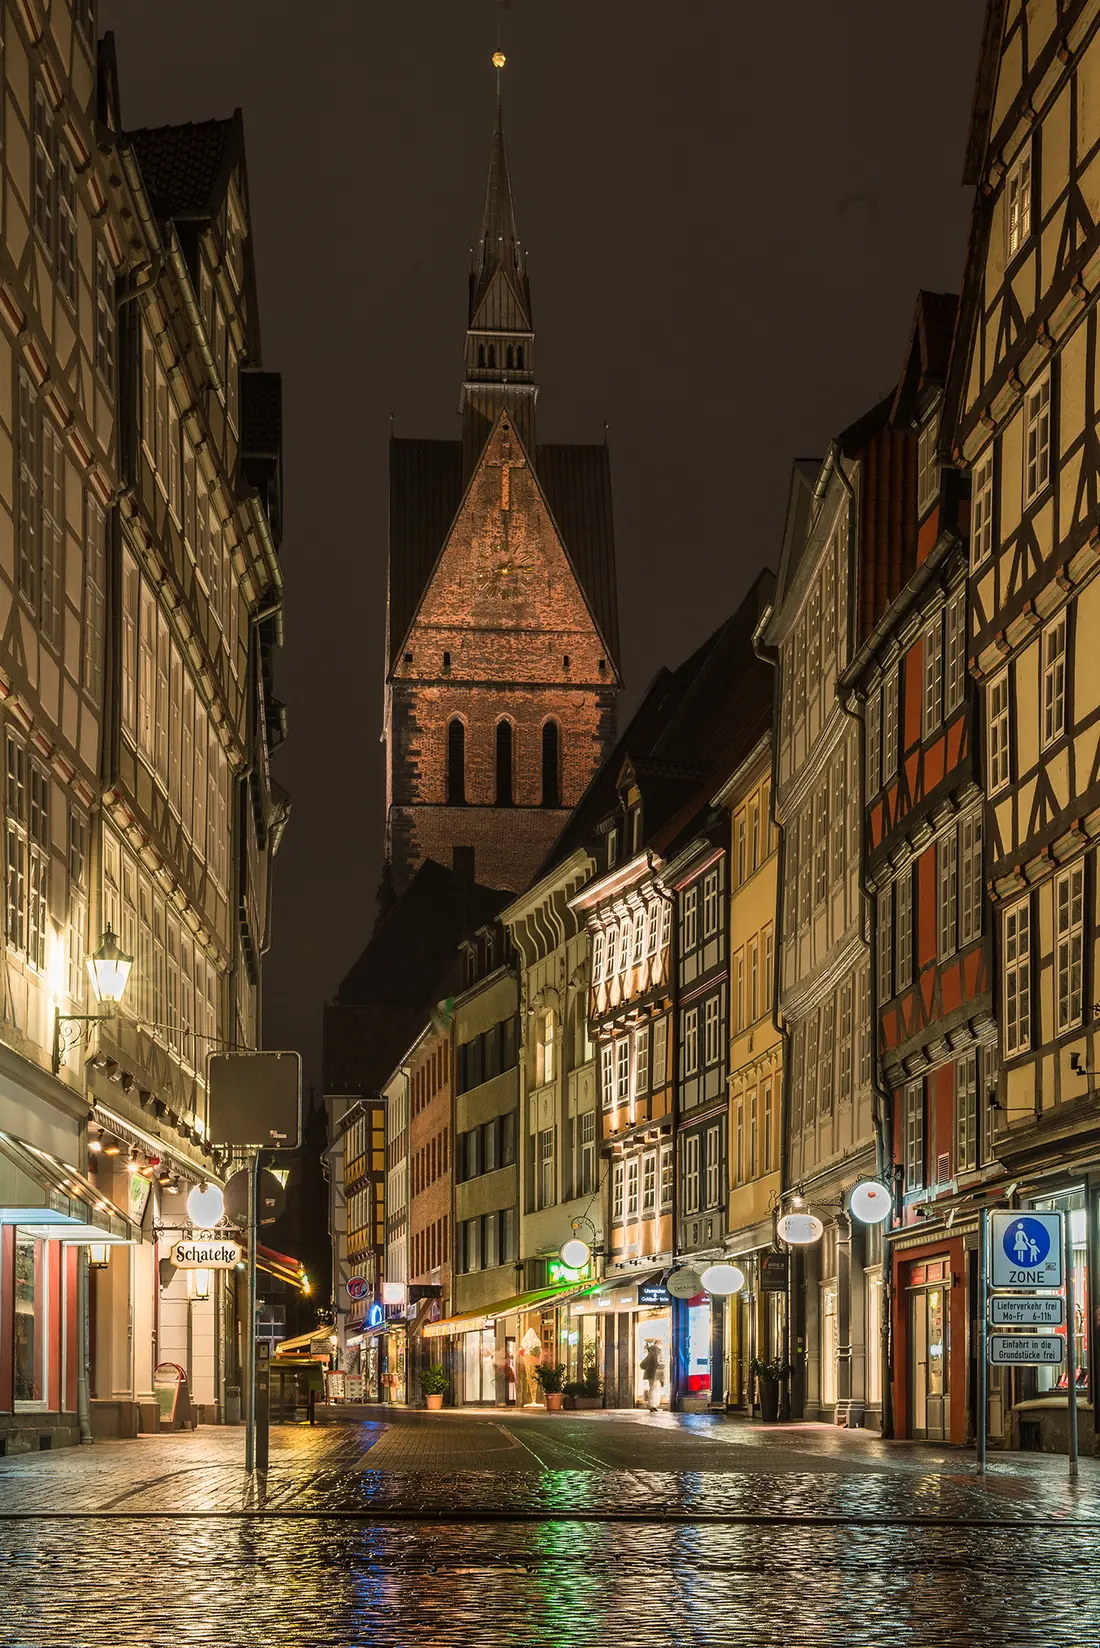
xmin=128 ymin=113 xmax=241 ymax=220
xmin=386 ymin=418 xmax=618 ymax=671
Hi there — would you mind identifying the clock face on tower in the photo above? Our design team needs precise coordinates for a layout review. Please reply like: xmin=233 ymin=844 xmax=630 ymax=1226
xmin=478 ymin=556 xmax=532 ymax=599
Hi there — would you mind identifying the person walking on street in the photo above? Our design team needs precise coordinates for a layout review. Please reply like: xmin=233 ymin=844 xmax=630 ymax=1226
xmin=640 ymin=1339 xmax=666 ymax=1412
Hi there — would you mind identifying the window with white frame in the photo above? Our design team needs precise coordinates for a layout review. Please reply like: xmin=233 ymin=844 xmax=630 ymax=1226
xmin=57 ymin=150 xmax=77 ymax=306
xmin=592 ymin=929 xmax=604 ymax=984
xmin=616 ymin=1037 xmax=630 ymax=1108
xmin=804 ymin=1009 xmax=819 ymax=1126
xmin=38 ymin=419 xmax=64 ymax=653
xmin=67 ymin=810 xmax=86 ymax=1003
xmin=95 ymin=244 xmax=116 ymax=393
xmin=626 ymin=1157 xmax=639 ymax=1219
xmin=896 ymin=867 xmax=914 ymax=991
xmin=26 ymin=762 xmax=48 ymax=974
xmin=749 ymin=938 xmax=759 ymax=1024
xmin=750 ymin=800 xmax=760 ymax=873
xmin=799 ymin=806 xmax=813 ymax=924
xmin=32 ymin=87 xmax=55 ymax=249
xmin=683 ymin=1133 xmax=701 ymax=1213
xmin=605 ymin=924 xmax=617 ymax=980
xmin=733 ymin=950 xmax=744 ymax=1033
xmin=539 ymin=1127 xmax=555 ymax=1209
xmin=660 ymin=1143 xmax=673 ymax=1208
xmin=660 ymin=899 xmax=671 ymax=954
xmin=612 ymin=1160 xmax=624 ymax=1221
xmin=878 ymin=881 xmax=893 ymax=1003
xmin=1023 ymin=373 xmax=1051 ymax=503
xmin=618 ymin=917 xmax=631 ymax=974
xmin=937 ymin=826 xmax=958 ymax=961
xmin=867 ymin=688 xmax=882 ymax=795
xmin=814 ymin=784 xmax=829 ymax=903
xmin=737 ymin=817 xmax=747 ymax=886
xmin=838 ymin=979 xmax=853 ymax=1105
xmin=971 ymin=451 xmax=994 ymax=567
xmin=642 ymin=1151 xmax=657 ymax=1214
xmin=82 ymin=494 xmax=106 ymax=698
xmin=831 ymin=752 xmax=846 ymax=884
xmin=883 ymin=667 xmax=899 ymax=783
xmin=945 ymin=585 xmax=966 ymax=717
xmin=682 ymin=1006 xmax=699 ymax=1077
xmin=917 ymin=411 xmax=939 ymax=516
xmin=790 ymin=1022 xmax=805 ymax=1132
xmin=1055 ymin=862 xmax=1085 ymax=1034
xmin=704 ymin=993 xmax=721 ymax=1066
xmin=581 ymin=1110 xmax=596 ymax=1195
xmin=702 ymin=869 xmax=719 ymax=937
xmin=905 ymin=1081 xmax=924 ymax=1192
xmin=5 ymin=739 xmax=27 ymax=957
xmin=1003 ymin=897 xmax=1032 ymax=1056
xmin=647 ymin=899 xmax=660 ymax=957
xmin=988 ymin=671 xmax=1011 ymax=792
xmin=923 ymin=615 xmax=943 ymax=738
xmin=955 ymin=1050 xmax=979 ymax=1174
xmin=1006 ymin=143 xmax=1032 ymax=259
xmin=764 ymin=926 xmax=774 ymax=1013
xmin=820 ymin=998 xmax=835 ymax=1114
xmin=634 ymin=1023 xmax=650 ymax=1097
xmin=960 ymin=809 xmax=983 ymax=945
xmin=1041 ymin=611 xmax=1067 ymax=749
xmin=632 ymin=909 xmax=645 ymax=966
xmin=763 ymin=1078 xmax=774 ymax=1171
xmin=859 ymin=965 xmax=872 ymax=1087
xmin=601 ymin=1043 xmax=615 ymax=1110
xmin=652 ymin=1016 xmax=668 ymax=1090
xmin=682 ymin=886 xmax=697 ymax=952
xmin=705 ymin=1126 xmax=721 ymax=1208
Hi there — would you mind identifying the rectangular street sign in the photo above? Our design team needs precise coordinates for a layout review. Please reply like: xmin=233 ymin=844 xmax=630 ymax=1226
xmin=990 ymin=1210 xmax=1064 ymax=1289
xmin=989 ymin=1294 xmax=1066 ymax=1328
xmin=989 ymin=1334 xmax=1065 ymax=1365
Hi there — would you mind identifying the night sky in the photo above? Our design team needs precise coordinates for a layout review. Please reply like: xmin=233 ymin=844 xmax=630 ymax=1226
xmin=101 ymin=1 xmax=985 ymax=1092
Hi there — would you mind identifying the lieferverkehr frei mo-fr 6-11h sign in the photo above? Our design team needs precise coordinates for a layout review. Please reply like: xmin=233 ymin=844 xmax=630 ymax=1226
xmin=990 ymin=1211 xmax=1064 ymax=1289
xmin=989 ymin=1294 xmax=1066 ymax=1327
xmin=989 ymin=1334 xmax=1066 ymax=1365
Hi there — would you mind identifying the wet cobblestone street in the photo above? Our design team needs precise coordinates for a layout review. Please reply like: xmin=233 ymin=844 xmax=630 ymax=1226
xmin=0 ymin=1412 xmax=1097 ymax=1646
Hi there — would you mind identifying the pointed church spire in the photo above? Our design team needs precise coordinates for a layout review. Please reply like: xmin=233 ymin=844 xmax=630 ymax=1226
xmin=460 ymin=72 xmax=537 ymax=476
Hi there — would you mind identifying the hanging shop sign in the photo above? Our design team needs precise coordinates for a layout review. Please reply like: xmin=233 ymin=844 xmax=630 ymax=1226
xmin=989 ymin=1295 xmax=1066 ymax=1328
xmin=990 ymin=1212 xmax=1064 ymax=1290
xmin=989 ymin=1334 xmax=1065 ymax=1366
xmin=666 ymin=1266 xmax=704 ymax=1299
xmin=776 ymin=1212 xmax=824 ymax=1246
xmin=560 ymin=1238 xmax=592 ymax=1270
xmin=761 ymin=1251 xmax=790 ymax=1291
xmin=849 ymin=1181 xmax=893 ymax=1225
xmin=638 ymin=1280 xmax=672 ymax=1307
xmin=170 ymin=1236 xmax=242 ymax=1269
xmin=699 ymin=1264 xmax=746 ymax=1296
xmin=346 ymin=1276 xmax=369 ymax=1301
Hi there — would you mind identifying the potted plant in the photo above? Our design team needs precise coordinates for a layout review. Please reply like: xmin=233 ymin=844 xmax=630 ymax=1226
xmin=534 ymin=1362 xmax=566 ymax=1412
xmin=421 ymin=1363 xmax=448 ymax=1411
xmin=750 ymin=1355 xmax=790 ymax=1423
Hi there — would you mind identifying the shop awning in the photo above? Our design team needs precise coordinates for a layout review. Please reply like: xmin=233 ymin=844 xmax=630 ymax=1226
xmin=256 ymin=1242 xmax=310 ymax=1293
xmin=422 ymin=1283 xmax=594 ymax=1340
xmin=274 ymin=1327 xmax=336 ymax=1357
xmin=0 ymin=1131 xmax=135 ymax=1244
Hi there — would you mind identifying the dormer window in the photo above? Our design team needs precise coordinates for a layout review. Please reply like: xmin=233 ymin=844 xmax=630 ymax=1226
xmin=630 ymin=804 xmax=643 ymax=854
xmin=917 ymin=411 xmax=939 ymax=517
xmin=607 ymin=824 xmax=619 ymax=867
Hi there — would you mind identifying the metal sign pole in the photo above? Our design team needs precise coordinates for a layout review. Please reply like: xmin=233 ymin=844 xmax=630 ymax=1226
xmin=1065 ymin=1212 xmax=1078 ymax=1482
xmin=244 ymin=1148 xmax=258 ymax=1475
xmin=977 ymin=1208 xmax=988 ymax=1476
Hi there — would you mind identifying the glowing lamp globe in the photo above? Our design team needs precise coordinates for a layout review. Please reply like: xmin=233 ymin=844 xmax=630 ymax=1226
xmin=186 ymin=1182 xmax=225 ymax=1228
xmin=560 ymin=1238 xmax=591 ymax=1270
xmin=700 ymin=1263 xmax=746 ymax=1296
xmin=849 ymin=1180 xmax=893 ymax=1225
xmin=86 ymin=926 xmax=133 ymax=1007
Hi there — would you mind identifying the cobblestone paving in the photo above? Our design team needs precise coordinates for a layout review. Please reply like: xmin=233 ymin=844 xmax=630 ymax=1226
xmin=0 ymin=1413 xmax=1097 ymax=1645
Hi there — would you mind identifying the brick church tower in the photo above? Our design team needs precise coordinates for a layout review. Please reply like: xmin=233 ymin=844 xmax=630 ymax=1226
xmin=383 ymin=105 xmax=620 ymax=895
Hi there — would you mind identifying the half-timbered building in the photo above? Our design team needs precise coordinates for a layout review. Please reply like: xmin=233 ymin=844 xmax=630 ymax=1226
xmin=942 ymin=0 xmax=1100 ymax=1452
xmin=844 ymin=292 xmax=995 ymax=1445
xmin=766 ymin=418 xmax=885 ymax=1427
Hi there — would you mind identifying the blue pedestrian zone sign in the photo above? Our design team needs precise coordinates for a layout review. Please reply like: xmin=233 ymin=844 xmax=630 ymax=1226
xmin=990 ymin=1211 xmax=1064 ymax=1289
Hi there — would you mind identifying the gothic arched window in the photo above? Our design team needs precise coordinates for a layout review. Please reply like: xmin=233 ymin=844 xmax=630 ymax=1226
xmin=542 ymin=720 xmax=561 ymax=807
xmin=506 ymin=344 xmax=515 ymax=369
xmin=517 ymin=345 xmax=525 ymax=369
xmin=447 ymin=718 xmax=466 ymax=805
xmin=488 ymin=344 xmax=496 ymax=369
xmin=477 ymin=344 xmax=485 ymax=368
xmin=495 ymin=719 xmax=514 ymax=807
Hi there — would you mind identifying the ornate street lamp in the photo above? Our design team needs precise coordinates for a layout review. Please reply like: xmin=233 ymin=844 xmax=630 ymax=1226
xmin=52 ymin=926 xmax=134 ymax=1075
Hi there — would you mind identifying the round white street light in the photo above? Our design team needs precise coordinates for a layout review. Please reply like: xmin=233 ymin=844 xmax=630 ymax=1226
xmin=559 ymin=1237 xmax=591 ymax=1270
xmin=776 ymin=1211 xmax=825 ymax=1246
xmin=186 ymin=1182 xmax=225 ymax=1228
xmin=849 ymin=1180 xmax=893 ymax=1225
xmin=700 ymin=1263 xmax=746 ymax=1296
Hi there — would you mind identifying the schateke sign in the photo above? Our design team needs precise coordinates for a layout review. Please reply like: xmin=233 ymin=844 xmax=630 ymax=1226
xmin=170 ymin=1238 xmax=242 ymax=1269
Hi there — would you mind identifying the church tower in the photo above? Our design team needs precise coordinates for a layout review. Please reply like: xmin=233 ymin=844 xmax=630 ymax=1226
xmin=383 ymin=100 xmax=620 ymax=896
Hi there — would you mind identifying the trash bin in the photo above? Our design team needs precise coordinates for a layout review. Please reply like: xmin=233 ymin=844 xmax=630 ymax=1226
xmin=225 ymin=1386 xmax=242 ymax=1425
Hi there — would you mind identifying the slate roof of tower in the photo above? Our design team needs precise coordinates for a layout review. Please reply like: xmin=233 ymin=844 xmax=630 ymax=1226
xmin=127 ymin=115 xmax=239 ymax=219
xmin=387 ymin=437 xmax=619 ymax=669
xmin=470 ymin=105 xmax=529 ymax=323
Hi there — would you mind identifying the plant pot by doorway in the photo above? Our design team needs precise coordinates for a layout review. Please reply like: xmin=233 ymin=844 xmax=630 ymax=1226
xmin=545 ymin=1392 xmax=563 ymax=1412
xmin=425 ymin=1393 xmax=443 ymax=1411
xmin=758 ymin=1379 xmax=780 ymax=1423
